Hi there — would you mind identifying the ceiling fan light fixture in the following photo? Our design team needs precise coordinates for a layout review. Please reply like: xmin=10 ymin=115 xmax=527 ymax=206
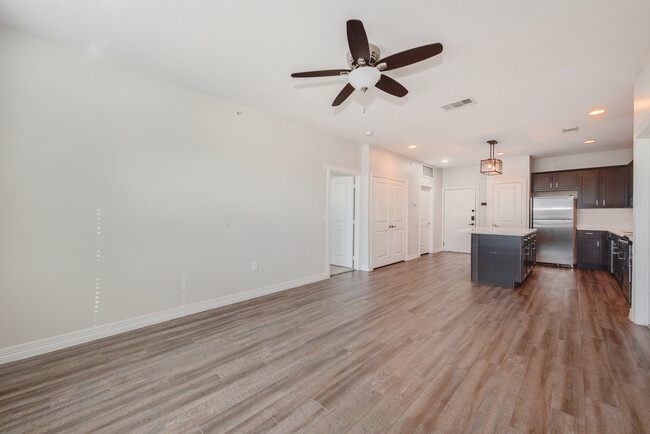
xmin=480 ymin=140 xmax=503 ymax=176
xmin=347 ymin=66 xmax=381 ymax=92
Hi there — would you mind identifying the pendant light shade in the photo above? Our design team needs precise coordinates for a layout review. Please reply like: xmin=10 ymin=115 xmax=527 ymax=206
xmin=480 ymin=140 xmax=503 ymax=175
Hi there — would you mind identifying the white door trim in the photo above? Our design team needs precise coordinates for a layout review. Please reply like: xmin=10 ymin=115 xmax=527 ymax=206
xmin=419 ymin=185 xmax=434 ymax=255
xmin=442 ymin=186 xmax=478 ymax=251
xmin=325 ymin=166 xmax=361 ymax=277
xmin=370 ymin=173 xmax=409 ymax=269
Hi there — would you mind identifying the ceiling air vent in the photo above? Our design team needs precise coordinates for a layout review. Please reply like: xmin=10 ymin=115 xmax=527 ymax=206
xmin=423 ymin=165 xmax=434 ymax=178
xmin=562 ymin=126 xmax=579 ymax=134
xmin=441 ymin=97 xmax=476 ymax=111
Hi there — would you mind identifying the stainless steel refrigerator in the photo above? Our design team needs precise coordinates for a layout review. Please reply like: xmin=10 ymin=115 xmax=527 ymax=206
xmin=531 ymin=196 xmax=577 ymax=267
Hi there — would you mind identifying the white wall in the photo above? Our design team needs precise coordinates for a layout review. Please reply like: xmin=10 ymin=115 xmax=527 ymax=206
xmin=368 ymin=147 xmax=438 ymax=261
xmin=0 ymin=27 xmax=362 ymax=352
xmin=632 ymin=53 xmax=650 ymax=326
xmin=532 ymin=148 xmax=633 ymax=172
xmin=634 ymin=54 xmax=650 ymax=138
xmin=577 ymin=209 xmax=633 ymax=229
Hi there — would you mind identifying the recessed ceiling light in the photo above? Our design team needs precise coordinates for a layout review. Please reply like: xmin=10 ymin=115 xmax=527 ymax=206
xmin=588 ymin=108 xmax=606 ymax=117
xmin=408 ymin=145 xmax=417 ymax=149
xmin=365 ymin=130 xmax=373 ymax=136
xmin=584 ymin=139 xmax=596 ymax=144
xmin=442 ymin=159 xmax=449 ymax=163
xmin=496 ymin=152 xmax=505 ymax=156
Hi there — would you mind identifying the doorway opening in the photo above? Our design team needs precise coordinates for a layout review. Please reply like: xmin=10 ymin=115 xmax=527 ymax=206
xmin=328 ymin=170 xmax=359 ymax=277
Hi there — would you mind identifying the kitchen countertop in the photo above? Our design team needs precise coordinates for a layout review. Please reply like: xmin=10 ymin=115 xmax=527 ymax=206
xmin=463 ymin=227 xmax=537 ymax=236
xmin=577 ymin=227 xmax=633 ymax=242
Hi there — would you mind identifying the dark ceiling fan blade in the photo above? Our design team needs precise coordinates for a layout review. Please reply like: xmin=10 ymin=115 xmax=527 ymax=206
xmin=332 ymin=83 xmax=355 ymax=106
xmin=375 ymin=74 xmax=408 ymax=97
xmin=379 ymin=43 xmax=443 ymax=71
xmin=291 ymin=69 xmax=350 ymax=78
xmin=346 ymin=19 xmax=370 ymax=63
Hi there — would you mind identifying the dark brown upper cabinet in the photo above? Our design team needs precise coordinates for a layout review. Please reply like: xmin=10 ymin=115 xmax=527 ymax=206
xmin=577 ymin=169 xmax=600 ymax=208
xmin=628 ymin=161 xmax=633 ymax=207
xmin=532 ymin=163 xmax=632 ymax=208
xmin=532 ymin=173 xmax=555 ymax=191
xmin=600 ymin=166 xmax=627 ymax=208
xmin=577 ymin=166 xmax=629 ymax=208
xmin=531 ymin=170 xmax=577 ymax=192
xmin=555 ymin=171 xmax=577 ymax=190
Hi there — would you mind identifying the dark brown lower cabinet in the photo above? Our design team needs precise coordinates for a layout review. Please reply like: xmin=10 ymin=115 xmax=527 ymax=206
xmin=577 ymin=230 xmax=608 ymax=269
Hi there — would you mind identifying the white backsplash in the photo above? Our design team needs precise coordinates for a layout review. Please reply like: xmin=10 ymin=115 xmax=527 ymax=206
xmin=577 ymin=208 xmax=633 ymax=229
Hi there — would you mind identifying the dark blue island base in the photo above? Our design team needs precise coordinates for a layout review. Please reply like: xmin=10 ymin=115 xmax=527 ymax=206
xmin=470 ymin=232 xmax=537 ymax=288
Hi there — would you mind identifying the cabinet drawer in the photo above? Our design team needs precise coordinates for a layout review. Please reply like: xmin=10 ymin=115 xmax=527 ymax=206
xmin=578 ymin=230 xmax=603 ymax=240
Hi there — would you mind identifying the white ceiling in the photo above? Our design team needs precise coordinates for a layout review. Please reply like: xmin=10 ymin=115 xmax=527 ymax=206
xmin=1 ymin=0 xmax=649 ymax=168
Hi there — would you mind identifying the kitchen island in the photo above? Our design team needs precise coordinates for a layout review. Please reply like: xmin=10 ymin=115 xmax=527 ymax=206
xmin=465 ymin=227 xmax=537 ymax=288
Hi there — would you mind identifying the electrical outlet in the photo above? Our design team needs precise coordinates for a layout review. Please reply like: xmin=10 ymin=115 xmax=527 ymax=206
xmin=251 ymin=260 xmax=258 ymax=271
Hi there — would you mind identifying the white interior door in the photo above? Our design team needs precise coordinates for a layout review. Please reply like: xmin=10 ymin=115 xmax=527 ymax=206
xmin=492 ymin=181 xmax=524 ymax=228
xmin=373 ymin=176 xmax=407 ymax=268
xmin=444 ymin=188 xmax=476 ymax=253
xmin=420 ymin=186 xmax=432 ymax=254
xmin=330 ymin=176 xmax=354 ymax=268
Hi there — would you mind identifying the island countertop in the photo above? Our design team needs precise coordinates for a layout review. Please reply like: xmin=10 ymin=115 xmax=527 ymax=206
xmin=463 ymin=227 xmax=537 ymax=236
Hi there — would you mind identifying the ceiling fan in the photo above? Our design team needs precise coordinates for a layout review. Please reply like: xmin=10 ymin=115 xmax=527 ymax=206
xmin=291 ymin=19 xmax=443 ymax=106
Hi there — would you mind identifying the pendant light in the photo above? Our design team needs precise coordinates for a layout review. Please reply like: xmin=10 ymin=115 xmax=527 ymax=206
xmin=480 ymin=140 xmax=503 ymax=175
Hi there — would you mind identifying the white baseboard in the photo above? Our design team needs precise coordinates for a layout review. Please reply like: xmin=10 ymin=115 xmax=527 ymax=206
xmin=406 ymin=253 xmax=420 ymax=261
xmin=358 ymin=265 xmax=372 ymax=272
xmin=433 ymin=248 xmax=443 ymax=253
xmin=0 ymin=272 xmax=328 ymax=365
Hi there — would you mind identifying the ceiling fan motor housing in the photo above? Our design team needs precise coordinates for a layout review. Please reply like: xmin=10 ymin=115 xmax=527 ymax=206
xmin=347 ymin=43 xmax=381 ymax=68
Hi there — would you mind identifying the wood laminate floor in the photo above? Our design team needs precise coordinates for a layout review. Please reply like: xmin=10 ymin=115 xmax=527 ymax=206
xmin=1 ymin=253 xmax=649 ymax=433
